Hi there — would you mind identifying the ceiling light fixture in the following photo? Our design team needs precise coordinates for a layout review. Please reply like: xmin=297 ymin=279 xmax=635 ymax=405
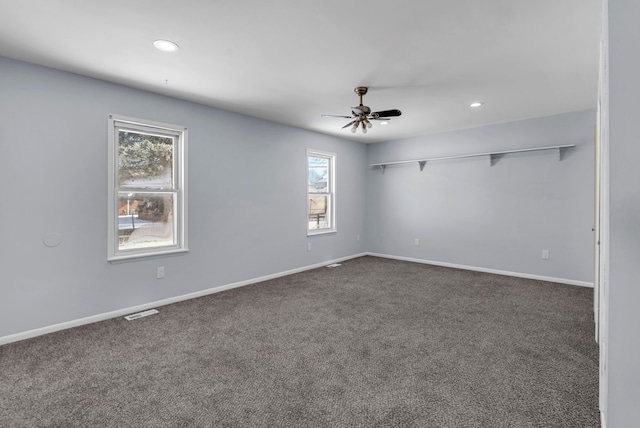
xmin=470 ymin=101 xmax=484 ymax=108
xmin=153 ymin=39 xmax=179 ymax=52
xmin=322 ymin=87 xmax=402 ymax=133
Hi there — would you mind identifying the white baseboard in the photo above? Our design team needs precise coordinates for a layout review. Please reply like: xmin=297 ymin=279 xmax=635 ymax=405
xmin=0 ymin=251 xmax=592 ymax=345
xmin=0 ymin=253 xmax=368 ymax=346
xmin=366 ymin=252 xmax=594 ymax=288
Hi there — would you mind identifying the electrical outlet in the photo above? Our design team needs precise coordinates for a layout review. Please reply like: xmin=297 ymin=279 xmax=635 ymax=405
xmin=157 ymin=266 xmax=165 ymax=279
xmin=356 ymin=234 xmax=360 ymax=242
xmin=542 ymin=250 xmax=550 ymax=260
xmin=414 ymin=238 xmax=420 ymax=246
xmin=307 ymin=243 xmax=312 ymax=252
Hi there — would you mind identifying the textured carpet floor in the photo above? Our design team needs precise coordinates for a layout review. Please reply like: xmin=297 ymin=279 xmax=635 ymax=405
xmin=0 ymin=256 xmax=599 ymax=427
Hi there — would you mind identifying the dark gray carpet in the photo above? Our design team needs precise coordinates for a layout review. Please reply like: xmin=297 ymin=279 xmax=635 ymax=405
xmin=0 ymin=256 xmax=599 ymax=427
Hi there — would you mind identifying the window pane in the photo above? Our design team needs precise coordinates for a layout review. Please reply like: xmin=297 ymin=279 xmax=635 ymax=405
xmin=118 ymin=130 xmax=174 ymax=189
xmin=308 ymin=156 xmax=328 ymax=193
xmin=118 ymin=192 xmax=176 ymax=250
xmin=308 ymin=195 xmax=330 ymax=230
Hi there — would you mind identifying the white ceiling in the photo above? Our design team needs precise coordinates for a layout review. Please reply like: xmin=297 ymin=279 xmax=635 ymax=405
xmin=0 ymin=0 xmax=601 ymax=143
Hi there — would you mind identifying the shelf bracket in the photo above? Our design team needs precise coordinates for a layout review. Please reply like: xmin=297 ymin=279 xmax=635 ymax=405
xmin=379 ymin=164 xmax=386 ymax=174
xmin=418 ymin=161 xmax=427 ymax=171
xmin=489 ymin=153 xmax=504 ymax=166
xmin=558 ymin=146 xmax=570 ymax=161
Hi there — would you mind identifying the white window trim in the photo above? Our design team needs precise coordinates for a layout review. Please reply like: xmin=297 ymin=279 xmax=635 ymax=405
xmin=107 ymin=114 xmax=188 ymax=262
xmin=307 ymin=149 xmax=336 ymax=236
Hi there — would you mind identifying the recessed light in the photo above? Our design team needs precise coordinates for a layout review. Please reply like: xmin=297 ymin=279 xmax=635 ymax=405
xmin=380 ymin=121 xmax=389 ymax=125
xmin=153 ymin=39 xmax=179 ymax=52
xmin=470 ymin=101 xmax=484 ymax=108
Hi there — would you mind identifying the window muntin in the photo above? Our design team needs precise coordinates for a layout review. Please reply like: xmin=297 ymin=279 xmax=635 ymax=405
xmin=108 ymin=115 xmax=187 ymax=261
xmin=307 ymin=150 xmax=335 ymax=234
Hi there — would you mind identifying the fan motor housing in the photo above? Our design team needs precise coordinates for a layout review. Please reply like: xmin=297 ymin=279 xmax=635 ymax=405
xmin=352 ymin=105 xmax=371 ymax=115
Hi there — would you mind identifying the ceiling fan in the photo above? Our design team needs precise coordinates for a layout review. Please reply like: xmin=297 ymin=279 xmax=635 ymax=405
xmin=322 ymin=86 xmax=402 ymax=134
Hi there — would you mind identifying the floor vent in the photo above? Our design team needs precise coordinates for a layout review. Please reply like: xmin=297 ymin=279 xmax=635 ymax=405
xmin=326 ymin=263 xmax=342 ymax=268
xmin=124 ymin=309 xmax=159 ymax=321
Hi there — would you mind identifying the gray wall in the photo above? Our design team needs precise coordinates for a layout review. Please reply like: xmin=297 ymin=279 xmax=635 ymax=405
xmin=366 ymin=110 xmax=596 ymax=283
xmin=0 ymin=57 xmax=367 ymax=338
xmin=0 ymin=55 xmax=597 ymax=343
xmin=607 ymin=0 xmax=640 ymax=425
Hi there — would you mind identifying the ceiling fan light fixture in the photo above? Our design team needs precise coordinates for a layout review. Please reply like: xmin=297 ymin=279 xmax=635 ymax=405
xmin=153 ymin=39 xmax=180 ymax=52
xmin=323 ymin=87 xmax=401 ymax=134
xmin=470 ymin=101 xmax=484 ymax=108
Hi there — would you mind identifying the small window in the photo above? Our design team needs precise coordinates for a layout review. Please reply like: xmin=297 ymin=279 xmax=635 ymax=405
xmin=108 ymin=115 xmax=188 ymax=261
xmin=307 ymin=150 xmax=336 ymax=235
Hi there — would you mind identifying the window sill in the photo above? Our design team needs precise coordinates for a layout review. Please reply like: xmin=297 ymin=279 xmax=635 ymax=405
xmin=307 ymin=229 xmax=337 ymax=237
xmin=108 ymin=247 xmax=189 ymax=263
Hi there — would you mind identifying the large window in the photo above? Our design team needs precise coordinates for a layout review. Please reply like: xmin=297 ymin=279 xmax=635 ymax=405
xmin=307 ymin=149 xmax=336 ymax=235
xmin=108 ymin=115 xmax=187 ymax=261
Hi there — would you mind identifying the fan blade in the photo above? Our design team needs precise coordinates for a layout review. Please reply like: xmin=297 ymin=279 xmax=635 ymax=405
xmin=372 ymin=109 xmax=402 ymax=117
xmin=341 ymin=120 xmax=357 ymax=129
xmin=369 ymin=117 xmax=391 ymax=121
xmin=322 ymin=114 xmax=353 ymax=118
